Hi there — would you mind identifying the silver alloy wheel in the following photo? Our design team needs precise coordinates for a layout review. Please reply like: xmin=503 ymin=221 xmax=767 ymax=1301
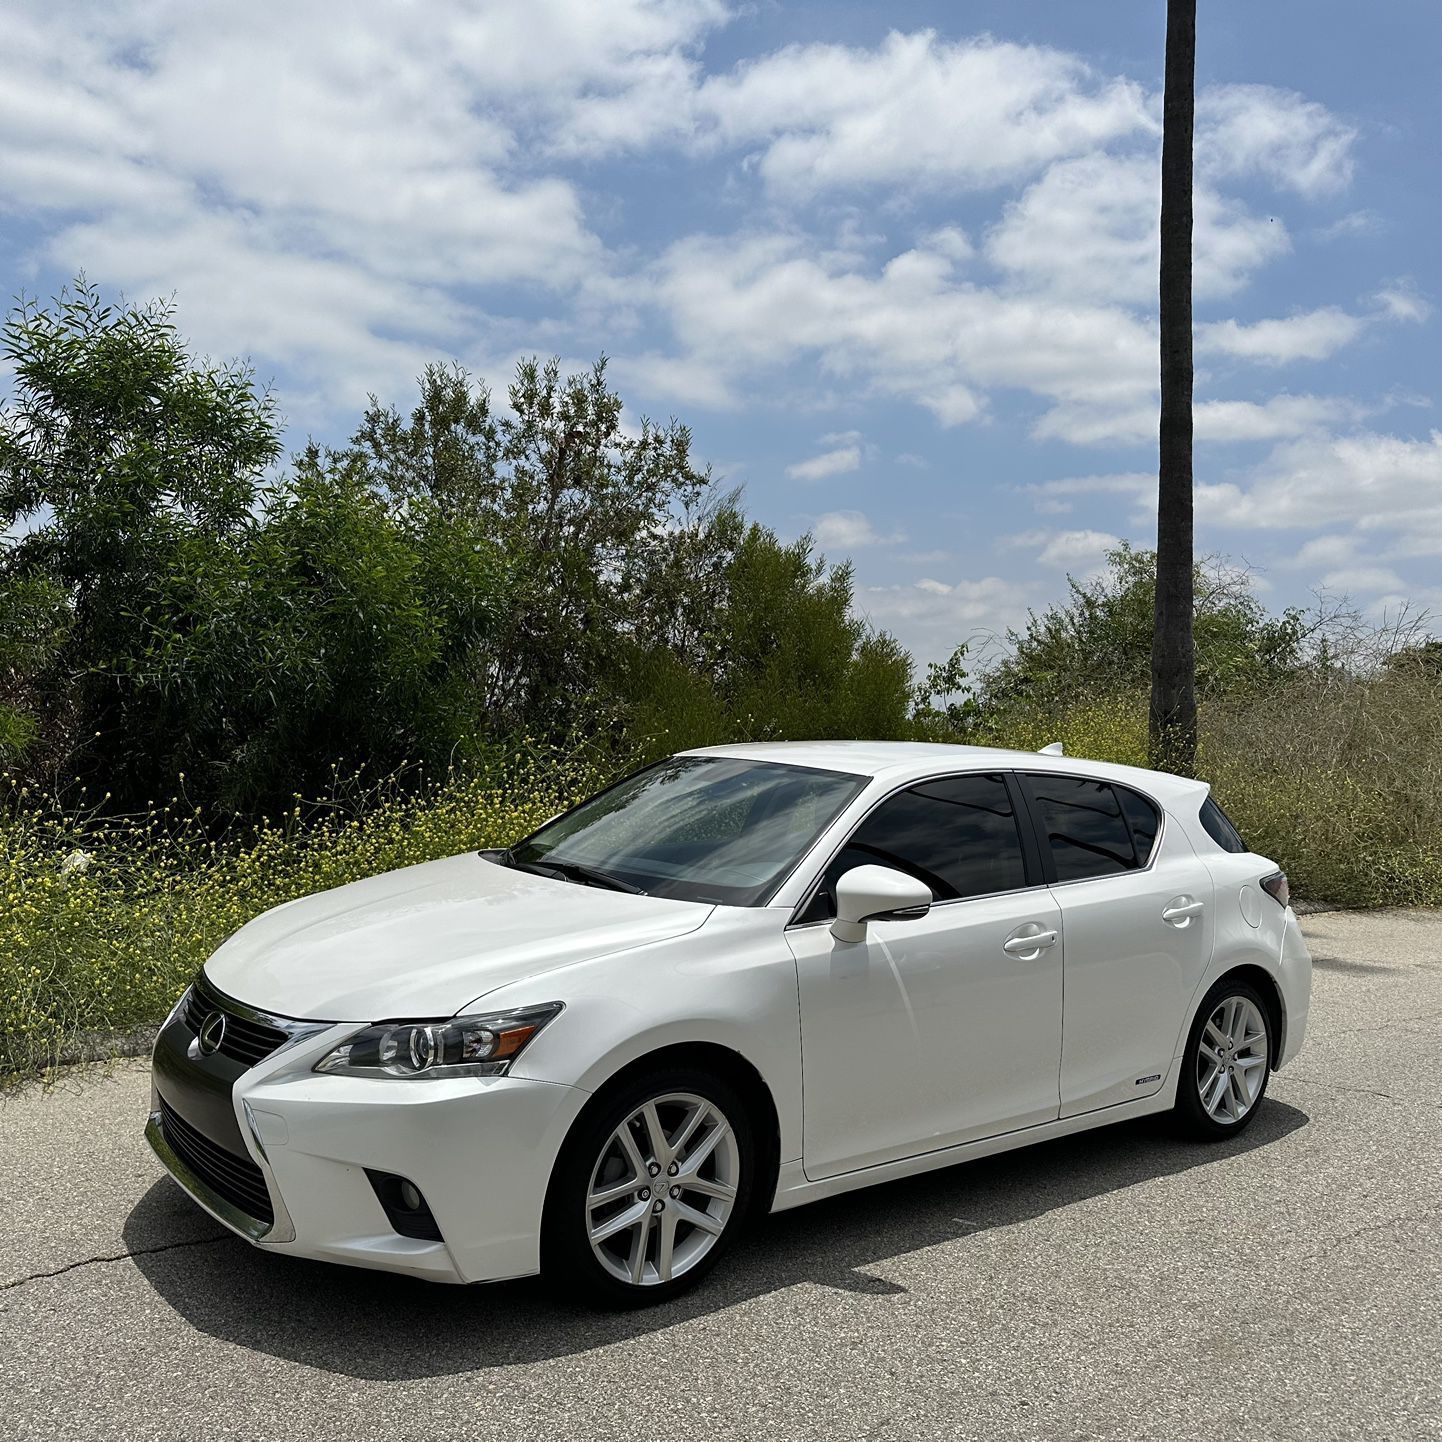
xmin=585 ymin=1091 xmax=740 ymax=1287
xmin=1197 ymin=995 xmax=1269 ymax=1124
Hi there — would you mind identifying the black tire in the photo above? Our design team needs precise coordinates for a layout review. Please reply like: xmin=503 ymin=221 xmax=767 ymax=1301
xmin=542 ymin=1067 xmax=755 ymax=1307
xmin=1174 ymin=976 xmax=1273 ymax=1140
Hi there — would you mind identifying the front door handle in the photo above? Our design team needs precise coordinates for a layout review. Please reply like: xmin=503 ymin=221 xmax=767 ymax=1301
xmin=1003 ymin=927 xmax=1058 ymax=957
xmin=1162 ymin=897 xmax=1205 ymax=926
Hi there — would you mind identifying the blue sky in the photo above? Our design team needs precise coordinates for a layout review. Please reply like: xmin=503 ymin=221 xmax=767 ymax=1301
xmin=3 ymin=0 xmax=1438 ymax=667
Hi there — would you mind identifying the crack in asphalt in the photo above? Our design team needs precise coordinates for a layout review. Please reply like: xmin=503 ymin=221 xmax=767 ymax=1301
xmin=1304 ymin=1207 xmax=1442 ymax=1262
xmin=1 ymin=1235 xmax=226 ymax=1294
xmin=1282 ymin=1072 xmax=1442 ymax=1108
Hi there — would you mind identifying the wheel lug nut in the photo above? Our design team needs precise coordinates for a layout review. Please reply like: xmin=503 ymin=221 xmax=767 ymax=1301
xmin=648 ymin=1162 xmax=661 ymax=1177
xmin=652 ymin=1199 xmax=665 ymax=1213
xmin=669 ymin=1185 xmax=681 ymax=1199
xmin=638 ymin=1187 xmax=651 ymax=1201
xmin=666 ymin=1162 xmax=679 ymax=1176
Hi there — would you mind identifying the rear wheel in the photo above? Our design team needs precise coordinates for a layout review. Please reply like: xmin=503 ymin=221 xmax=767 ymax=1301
xmin=543 ymin=1068 xmax=754 ymax=1306
xmin=1175 ymin=978 xmax=1272 ymax=1139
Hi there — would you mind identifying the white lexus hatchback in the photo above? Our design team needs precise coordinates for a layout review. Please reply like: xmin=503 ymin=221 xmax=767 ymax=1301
xmin=148 ymin=741 xmax=1312 ymax=1304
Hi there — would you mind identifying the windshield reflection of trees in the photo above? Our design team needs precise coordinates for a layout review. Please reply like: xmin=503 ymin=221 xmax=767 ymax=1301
xmin=524 ymin=759 xmax=861 ymax=905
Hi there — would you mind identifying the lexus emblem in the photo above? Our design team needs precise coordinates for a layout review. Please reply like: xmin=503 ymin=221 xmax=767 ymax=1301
xmin=197 ymin=1010 xmax=227 ymax=1056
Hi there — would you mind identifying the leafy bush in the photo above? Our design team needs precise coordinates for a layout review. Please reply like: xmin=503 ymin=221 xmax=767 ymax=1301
xmin=978 ymin=542 xmax=1308 ymax=718
xmin=0 ymin=281 xmax=282 ymax=794
xmin=974 ymin=692 xmax=1150 ymax=768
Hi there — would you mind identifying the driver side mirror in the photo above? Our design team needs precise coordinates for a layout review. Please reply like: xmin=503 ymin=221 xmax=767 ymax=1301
xmin=830 ymin=864 xmax=933 ymax=943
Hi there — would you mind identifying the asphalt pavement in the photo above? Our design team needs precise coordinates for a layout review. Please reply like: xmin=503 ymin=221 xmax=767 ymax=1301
xmin=2 ymin=908 xmax=1439 ymax=1442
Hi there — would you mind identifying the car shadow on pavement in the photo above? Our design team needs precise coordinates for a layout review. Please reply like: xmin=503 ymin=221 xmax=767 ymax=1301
xmin=124 ymin=1098 xmax=1308 ymax=1380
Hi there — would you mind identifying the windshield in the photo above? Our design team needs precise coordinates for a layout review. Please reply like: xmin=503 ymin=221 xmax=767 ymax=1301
xmin=507 ymin=756 xmax=867 ymax=906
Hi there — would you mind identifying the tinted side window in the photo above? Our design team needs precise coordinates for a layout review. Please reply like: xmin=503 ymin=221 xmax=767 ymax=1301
xmin=1027 ymin=774 xmax=1139 ymax=881
xmin=1117 ymin=785 xmax=1161 ymax=865
xmin=1199 ymin=797 xmax=1248 ymax=853
xmin=798 ymin=772 xmax=1027 ymax=922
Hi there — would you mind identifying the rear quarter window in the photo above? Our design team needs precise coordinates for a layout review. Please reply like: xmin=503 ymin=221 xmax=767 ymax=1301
xmin=1199 ymin=797 xmax=1248 ymax=854
xmin=1116 ymin=785 xmax=1161 ymax=865
xmin=1025 ymin=774 xmax=1141 ymax=882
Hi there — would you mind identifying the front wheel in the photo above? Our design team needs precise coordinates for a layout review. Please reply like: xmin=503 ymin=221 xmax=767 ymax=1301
xmin=1175 ymin=978 xmax=1273 ymax=1139
xmin=543 ymin=1068 xmax=754 ymax=1306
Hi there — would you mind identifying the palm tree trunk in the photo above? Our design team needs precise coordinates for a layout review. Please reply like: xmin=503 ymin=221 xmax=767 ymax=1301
xmin=1150 ymin=0 xmax=1198 ymax=774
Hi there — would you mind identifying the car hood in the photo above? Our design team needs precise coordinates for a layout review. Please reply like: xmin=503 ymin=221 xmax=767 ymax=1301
xmin=202 ymin=852 xmax=713 ymax=1022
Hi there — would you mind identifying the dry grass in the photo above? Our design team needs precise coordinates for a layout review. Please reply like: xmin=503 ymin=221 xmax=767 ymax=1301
xmin=977 ymin=670 xmax=1442 ymax=909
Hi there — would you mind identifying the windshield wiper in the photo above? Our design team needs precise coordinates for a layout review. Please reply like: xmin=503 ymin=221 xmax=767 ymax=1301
xmin=507 ymin=855 xmax=646 ymax=895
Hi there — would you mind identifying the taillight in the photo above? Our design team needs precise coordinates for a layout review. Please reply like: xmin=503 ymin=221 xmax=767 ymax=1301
xmin=1260 ymin=871 xmax=1290 ymax=908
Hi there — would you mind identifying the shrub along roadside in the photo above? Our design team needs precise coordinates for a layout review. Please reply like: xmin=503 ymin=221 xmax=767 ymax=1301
xmin=976 ymin=675 xmax=1442 ymax=912
xmin=0 ymin=748 xmax=610 ymax=1080
xmin=8 ymin=676 xmax=1442 ymax=1082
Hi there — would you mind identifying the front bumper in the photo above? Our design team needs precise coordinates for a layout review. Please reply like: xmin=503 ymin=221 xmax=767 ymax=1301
xmin=147 ymin=991 xmax=590 ymax=1284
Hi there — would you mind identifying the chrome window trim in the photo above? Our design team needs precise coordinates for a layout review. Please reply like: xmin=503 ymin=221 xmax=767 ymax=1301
xmin=786 ymin=765 xmax=1173 ymax=926
xmin=785 ymin=767 xmax=1037 ymax=928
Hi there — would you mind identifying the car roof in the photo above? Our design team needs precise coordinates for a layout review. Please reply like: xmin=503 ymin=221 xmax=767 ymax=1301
xmin=679 ymin=739 xmax=1210 ymax=805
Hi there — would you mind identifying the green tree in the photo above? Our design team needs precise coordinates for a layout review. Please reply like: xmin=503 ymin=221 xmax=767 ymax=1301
xmin=911 ymin=643 xmax=980 ymax=738
xmin=977 ymin=544 xmax=1303 ymax=722
xmin=351 ymin=357 xmax=712 ymax=733
xmin=114 ymin=450 xmax=506 ymax=810
xmin=0 ymin=571 xmax=69 ymax=763
xmin=0 ymin=279 xmax=281 ymax=786
xmin=625 ymin=524 xmax=914 ymax=756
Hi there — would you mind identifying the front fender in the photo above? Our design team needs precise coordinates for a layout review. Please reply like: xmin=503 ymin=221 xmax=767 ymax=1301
xmin=473 ymin=909 xmax=805 ymax=1164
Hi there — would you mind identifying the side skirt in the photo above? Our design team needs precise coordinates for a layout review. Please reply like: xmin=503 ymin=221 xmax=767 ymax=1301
xmin=768 ymin=1079 xmax=1180 ymax=1214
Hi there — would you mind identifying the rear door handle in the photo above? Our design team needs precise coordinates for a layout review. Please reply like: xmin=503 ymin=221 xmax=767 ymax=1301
xmin=1162 ymin=898 xmax=1205 ymax=925
xmin=1003 ymin=928 xmax=1058 ymax=957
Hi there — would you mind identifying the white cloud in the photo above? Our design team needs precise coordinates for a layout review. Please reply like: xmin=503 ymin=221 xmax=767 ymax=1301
xmin=0 ymin=0 xmax=1386 ymax=506
xmin=859 ymin=573 xmax=1038 ymax=669
xmin=1044 ymin=393 xmax=1363 ymax=449
xmin=1028 ymin=529 xmax=1122 ymax=569
xmin=1196 ymin=430 xmax=1442 ymax=539
xmin=1317 ymin=210 xmax=1382 ymax=241
xmin=1198 ymin=308 xmax=1366 ymax=365
xmin=987 ymin=152 xmax=1290 ymax=305
xmin=1020 ymin=473 xmax=1153 ymax=515
xmin=693 ymin=31 xmax=1153 ymax=197
xmin=613 ymin=350 xmax=740 ymax=409
xmin=1197 ymin=286 xmax=1426 ymax=369
xmin=811 ymin=510 xmax=903 ymax=550
xmin=0 ymin=0 xmax=727 ymax=414
xmin=646 ymin=230 xmax=1156 ymax=430
xmin=1289 ymin=534 xmax=1358 ymax=571
xmin=787 ymin=444 xmax=862 ymax=481
xmin=1374 ymin=280 xmax=1432 ymax=325
xmin=1320 ymin=565 xmax=1406 ymax=594
xmin=1196 ymin=395 xmax=1364 ymax=443
xmin=1197 ymin=84 xmax=1357 ymax=197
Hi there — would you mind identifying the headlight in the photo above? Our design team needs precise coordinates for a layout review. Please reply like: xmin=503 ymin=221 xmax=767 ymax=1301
xmin=313 ymin=1002 xmax=563 ymax=1079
